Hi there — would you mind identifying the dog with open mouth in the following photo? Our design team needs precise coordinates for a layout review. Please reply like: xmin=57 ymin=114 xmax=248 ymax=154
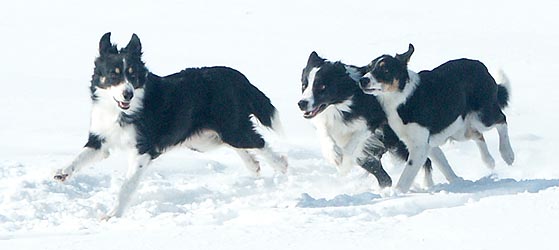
xmin=359 ymin=44 xmax=514 ymax=192
xmin=298 ymin=51 xmax=434 ymax=188
xmin=54 ymin=33 xmax=288 ymax=219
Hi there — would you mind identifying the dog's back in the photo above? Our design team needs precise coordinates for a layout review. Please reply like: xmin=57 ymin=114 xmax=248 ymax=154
xmin=55 ymin=33 xmax=288 ymax=219
xmin=398 ymin=59 xmax=507 ymax=134
xmin=137 ymin=66 xmax=278 ymax=154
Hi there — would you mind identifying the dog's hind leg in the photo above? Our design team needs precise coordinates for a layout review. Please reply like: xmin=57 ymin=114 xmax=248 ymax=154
xmin=222 ymin=122 xmax=287 ymax=174
xmin=480 ymin=106 xmax=514 ymax=165
xmin=103 ymin=152 xmax=152 ymax=220
xmin=248 ymin=143 xmax=288 ymax=174
xmin=496 ymin=122 xmax=514 ymax=165
xmin=472 ymin=132 xmax=496 ymax=169
xmin=235 ymin=149 xmax=261 ymax=176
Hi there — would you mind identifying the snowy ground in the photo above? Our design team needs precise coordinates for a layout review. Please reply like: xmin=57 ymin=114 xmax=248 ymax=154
xmin=1 ymin=0 xmax=559 ymax=249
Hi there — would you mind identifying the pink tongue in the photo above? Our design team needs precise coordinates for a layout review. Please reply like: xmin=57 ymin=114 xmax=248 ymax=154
xmin=310 ymin=108 xmax=319 ymax=116
xmin=304 ymin=107 xmax=320 ymax=117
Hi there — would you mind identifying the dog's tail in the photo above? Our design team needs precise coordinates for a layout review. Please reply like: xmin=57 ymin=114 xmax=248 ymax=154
xmin=247 ymin=87 xmax=285 ymax=136
xmin=494 ymin=69 xmax=511 ymax=109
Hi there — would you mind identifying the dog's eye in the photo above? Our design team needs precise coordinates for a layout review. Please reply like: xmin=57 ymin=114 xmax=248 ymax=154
xmin=128 ymin=67 xmax=133 ymax=74
xmin=315 ymin=84 xmax=326 ymax=91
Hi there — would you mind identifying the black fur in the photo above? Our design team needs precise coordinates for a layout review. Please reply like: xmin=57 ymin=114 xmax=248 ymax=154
xmin=84 ymin=133 xmax=104 ymax=149
xmin=366 ymin=55 xmax=508 ymax=134
xmin=90 ymin=33 xmax=278 ymax=160
xmin=358 ymin=44 xmax=513 ymax=191
xmin=412 ymin=59 xmax=508 ymax=132
xmin=299 ymin=52 xmax=432 ymax=187
xmin=53 ymin=33 xmax=287 ymax=218
xmin=497 ymin=85 xmax=509 ymax=108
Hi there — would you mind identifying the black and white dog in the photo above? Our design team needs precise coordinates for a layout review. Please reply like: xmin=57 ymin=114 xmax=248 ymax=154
xmin=359 ymin=44 xmax=514 ymax=192
xmin=298 ymin=51 xmax=433 ymax=188
xmin=54 ymin=33 xmax=287 ymax=219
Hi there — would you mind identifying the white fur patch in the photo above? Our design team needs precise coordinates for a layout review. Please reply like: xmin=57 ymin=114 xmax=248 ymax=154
xmin=89 ymin=86 xmax=144 ymax=152
xmin=104 ymin=152 xmax=152 ymax=219
xmin=175 ymin=129 xmax=223 ymax=153
xmin=496 ymin=123 xmax=514 ymax=165
xmin=345 ymin=65 xmax=362 ymax=82
xmin=309 ymin=100 xmax=373 ymax=174
xmin=301 ymin=67 xmax=320 ymax=109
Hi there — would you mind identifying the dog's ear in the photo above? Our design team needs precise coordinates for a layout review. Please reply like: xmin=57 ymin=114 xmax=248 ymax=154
xmin=99 ymin=32 xmax=117 ymax=56
xmin=307 ymin=51 xmax=325 ymax=67
xmin=125 ymin=33 xmax=142 ymax=56
xmin=395 ymin=44 xmax=414 ymax=64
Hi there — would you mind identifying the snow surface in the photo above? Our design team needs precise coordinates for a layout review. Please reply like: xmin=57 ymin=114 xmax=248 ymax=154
xmin=1 ymin=0 xmax=559 ymax=249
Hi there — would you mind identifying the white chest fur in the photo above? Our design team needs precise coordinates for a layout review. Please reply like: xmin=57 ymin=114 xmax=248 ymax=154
xmin=378 ymin=71 xmax=470 ymax=147
xmin=311 ymin=101 xmax=369 ymax=146
xmin=89 ymin=100 xmax=137 ymax=150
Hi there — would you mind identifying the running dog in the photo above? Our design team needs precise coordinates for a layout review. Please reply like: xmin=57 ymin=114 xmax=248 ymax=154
xmin=298 ymin=51 xmax=433 ymax=188
xmin=54 ymin=33 xmax=287 ymax=219
xmin=359 ymin=44 xmax=514 ymax=192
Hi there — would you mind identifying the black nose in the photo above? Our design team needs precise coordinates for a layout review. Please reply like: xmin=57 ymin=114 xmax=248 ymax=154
xmin=123 ymin=89 xmax=134 ymax=101
xmin=298 ymin=100 xmax=308 ymax=110
xmin=359 ymin=77 xmax=370 ymax=88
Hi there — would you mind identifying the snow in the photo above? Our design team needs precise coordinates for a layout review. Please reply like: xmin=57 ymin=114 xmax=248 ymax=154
xmin=1 ymin=0 xmax=559 ymax=249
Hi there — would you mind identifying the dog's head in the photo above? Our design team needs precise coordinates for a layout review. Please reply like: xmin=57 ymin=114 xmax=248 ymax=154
xmin=298 ymin=52 xmax=362 ymax=119
xmin=359 ymin=44 xmax=414 ymax=95
xmin=91 ymin=32 xmax=148 ymax=111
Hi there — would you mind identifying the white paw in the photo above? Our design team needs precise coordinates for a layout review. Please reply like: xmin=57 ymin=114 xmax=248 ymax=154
xmin=100 ymin=214 xmax=114 ymax=222
xmin=245 ymin=161 xmax=262 ymax=176
xmin=482 ymin=154 xmax=496 ymax=169
xmin=336 ymin=154 xmax=354 ymax=176
xmin=274 ymin=155 xmax=289 ymax=174
xmin=101 ymin=208 xmax=120 ymax=221
xmin=380 ymin=187 xmax=402 ymax=197
xmin=499 ymin=144 xmax=515 ymax=165
xmin=53 ymin=169 xmax=71 ymax=182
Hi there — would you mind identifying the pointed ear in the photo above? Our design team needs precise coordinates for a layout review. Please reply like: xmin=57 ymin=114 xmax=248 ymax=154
xmin=99 ymin=32 xmax=117 ymax=56
xmin=307 ymin=51 xmax=325 ymax=67
xmin=395 ymin=44 xmax=415 ymax=64
xmin=125 ymin=33 xmax=142 ymax=56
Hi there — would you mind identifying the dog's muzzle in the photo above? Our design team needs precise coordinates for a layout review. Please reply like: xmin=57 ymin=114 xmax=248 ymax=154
xmin=114 ymin=87 xmax=134 ymax=110
xmin=298 ymin=99 xmax=327 ymax=119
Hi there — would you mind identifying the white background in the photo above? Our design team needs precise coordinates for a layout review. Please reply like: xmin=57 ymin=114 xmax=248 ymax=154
xmin=1 ymin=0 xmax=558 ymax=249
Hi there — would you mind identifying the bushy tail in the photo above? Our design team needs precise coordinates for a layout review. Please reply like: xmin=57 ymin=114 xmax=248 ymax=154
xmin=246 ymin=85 xmax=284 ymax=136
xmin=494 ymin=69 xmax=511 ymax=108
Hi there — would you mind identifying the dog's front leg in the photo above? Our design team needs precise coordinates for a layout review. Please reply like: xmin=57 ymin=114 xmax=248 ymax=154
xmin=395 ymin=127 xmax=430 ymax=193
xmin=316 ymin=126 xmax=343 ymax=167
xmin=338 ymin=129 xmax=372 ymax=175
xmin=103 ymin=152 xmax=151 ymax=220
xmin=54 ymin=138 xmax=109 ymax=182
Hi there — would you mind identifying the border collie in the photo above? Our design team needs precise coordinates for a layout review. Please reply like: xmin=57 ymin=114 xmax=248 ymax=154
xmin=359 ymin=44 xmax=514 ymax=192
xmin=298 ymin=51 xmax=433 ymax=188
xmin=54 ymin=33 xmax=287 ymax=219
